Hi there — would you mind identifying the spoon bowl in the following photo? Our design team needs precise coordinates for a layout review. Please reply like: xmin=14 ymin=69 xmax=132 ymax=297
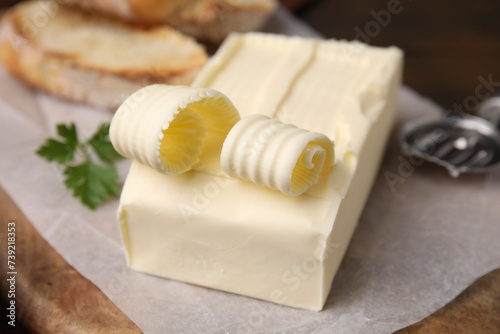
xmin=399 ymin=114 xmax=500 ymax=177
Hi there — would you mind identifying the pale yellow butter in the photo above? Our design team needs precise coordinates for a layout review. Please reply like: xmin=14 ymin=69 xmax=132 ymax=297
xmin=118 ymin=33 xmax=403 ymax=310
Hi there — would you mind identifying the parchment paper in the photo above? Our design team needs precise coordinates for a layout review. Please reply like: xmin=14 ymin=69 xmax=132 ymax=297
xmin=0 ymin=7 xmax=499 ymax=334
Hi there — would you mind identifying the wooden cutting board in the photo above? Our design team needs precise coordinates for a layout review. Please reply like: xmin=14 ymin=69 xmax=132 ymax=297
xmin=0 ymin=186 xmax=141 ymax=333
xmin=395 ymin=268 xmax=500 ymax=333
xmin=0 ymin=185 xmax=499 ymax=333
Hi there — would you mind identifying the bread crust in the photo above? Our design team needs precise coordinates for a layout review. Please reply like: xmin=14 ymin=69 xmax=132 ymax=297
xmin=173 ymin=0 xmax=276 ymax=42
xmin=65 ymin=0 xmax=191 ymax=24
xmin=66 ymin=0 xmax=277 ymax=42
xmin=0 ymin=1 xmax=207 ymax=109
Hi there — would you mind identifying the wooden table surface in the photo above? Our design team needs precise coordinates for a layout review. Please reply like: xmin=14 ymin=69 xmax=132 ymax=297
xmin=1 ymin=0 xmax=500 ymax=333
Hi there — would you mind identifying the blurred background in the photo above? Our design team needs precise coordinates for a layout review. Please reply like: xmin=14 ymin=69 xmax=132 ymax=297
xmin=293 ymin=0 xmax=500 ymax=112
xmin=1 ymin=0 xmax=499 ymax=111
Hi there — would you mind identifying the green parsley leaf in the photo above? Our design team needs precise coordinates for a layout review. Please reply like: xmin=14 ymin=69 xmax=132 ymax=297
xmin=57 ymin=123 xmax=78 ymax=146
xmin=36 ymin=123 xmax=79 ymax=163
xmin=88 ymin=123 xmax=123 ymax=164
xmin=63 ymin=161 xmax=120 ymax=210
xmin=36 ymin=122 xmax=123 ymax=210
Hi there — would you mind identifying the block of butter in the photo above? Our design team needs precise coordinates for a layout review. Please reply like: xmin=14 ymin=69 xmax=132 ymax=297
xmin=117 ymin=33 xmax=403 ymax=310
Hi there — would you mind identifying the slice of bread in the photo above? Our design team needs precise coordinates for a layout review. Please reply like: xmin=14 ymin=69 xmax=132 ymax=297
xmin=65 ymin=0 xmax=277 ymax=42
xmin=171 ymin=0 xmax=278 ymax=42
xmin=0 ymin=1 xmax=208 ymax=110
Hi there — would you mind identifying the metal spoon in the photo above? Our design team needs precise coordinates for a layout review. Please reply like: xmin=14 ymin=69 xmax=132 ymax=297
xmin=399 ymin=112 xmax=500 ymax=177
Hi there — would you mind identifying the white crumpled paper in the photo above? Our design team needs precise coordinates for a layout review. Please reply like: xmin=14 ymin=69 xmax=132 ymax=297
xmin=1 ymin=7 xmax=499 ymax=334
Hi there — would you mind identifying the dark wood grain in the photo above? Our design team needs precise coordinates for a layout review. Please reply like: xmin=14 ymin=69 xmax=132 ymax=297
xmin=281 ymin=0 xmax=317 ymax=11
xmin=394 ymin=268 xmax=500 ymax=334
xmin=0 ymin=186 xmax=142 ymax=334
xmin=0 ymin=0 xmax=19 ymax=8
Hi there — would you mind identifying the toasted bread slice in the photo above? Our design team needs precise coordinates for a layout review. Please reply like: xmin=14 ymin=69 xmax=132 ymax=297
xmin=65 ymin=0 xmax=277 ymax=42
xmin=0 ymin=1 xmax=207 ymax=109
xmin=172 ymin=0 xmax=278 ymax=42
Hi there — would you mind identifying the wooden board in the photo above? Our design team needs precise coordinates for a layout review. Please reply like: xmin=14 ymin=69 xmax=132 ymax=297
xmin=395 ymin=268 xmax=500 ymax=333
xmin=0 ymin=186 xmax=141 ymax=334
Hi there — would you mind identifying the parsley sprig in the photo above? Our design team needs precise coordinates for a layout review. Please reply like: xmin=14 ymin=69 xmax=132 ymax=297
xmin=36 ymin=123 xmax=124 ymax=210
